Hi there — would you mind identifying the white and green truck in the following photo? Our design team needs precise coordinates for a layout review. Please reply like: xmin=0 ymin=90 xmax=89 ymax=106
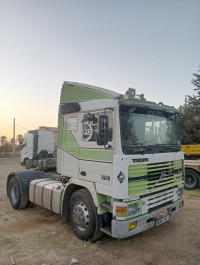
xmin=7 ymin=81 xmax=184 ymax=241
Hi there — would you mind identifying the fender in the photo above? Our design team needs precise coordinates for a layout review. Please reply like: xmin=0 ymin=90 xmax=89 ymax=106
xmin=61 ymin=178 xmax=106 ymax=224
xmin=7 ymin=170 xmax=40 ymax=197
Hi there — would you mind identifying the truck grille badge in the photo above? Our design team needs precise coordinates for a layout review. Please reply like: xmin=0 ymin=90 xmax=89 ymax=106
xmin=161 ymin=171 xmax=167 ymax=179
xmin=117 ymin=171 xmax=125 ymax=184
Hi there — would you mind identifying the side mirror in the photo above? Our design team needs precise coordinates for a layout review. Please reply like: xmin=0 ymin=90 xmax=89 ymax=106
xmin=97 ymin=115 xmax=109 ymax=146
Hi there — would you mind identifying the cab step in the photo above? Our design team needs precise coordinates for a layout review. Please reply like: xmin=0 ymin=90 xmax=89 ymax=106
xmin=100 ymin=226 xmax=112 ymax=236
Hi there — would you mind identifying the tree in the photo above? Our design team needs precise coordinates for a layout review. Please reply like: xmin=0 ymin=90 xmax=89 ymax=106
xmin=10 ymin=138 xmax=15 ymax=145
xmin=16 ymin=134 xmax=23 ymax=152
xmin=178 ymin=66 xmax=200 ymax=144
xmin=16 ymin=134 xmax=23 ymax=146
xmin=192 ymin=67 xmax=200 ymax=96
xmin=0 ymin=136 xmax=13 ymax=155
xmin=0 ymin=136 xmax=8 ymax=146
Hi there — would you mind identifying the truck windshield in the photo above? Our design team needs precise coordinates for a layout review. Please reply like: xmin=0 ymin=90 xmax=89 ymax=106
xmin=119 ymin=105 xmax=181 ymax=154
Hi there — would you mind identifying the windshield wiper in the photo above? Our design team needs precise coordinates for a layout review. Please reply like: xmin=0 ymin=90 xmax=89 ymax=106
xmin=167 ymin=145 xmax=180 ymax=152
xmin=123 ymin=142 xmax=146 ymax=147
xmin=149 ymin=144 xmax=180 ymax=152
xmin=123 ymin=143 xmax=156 ymax=155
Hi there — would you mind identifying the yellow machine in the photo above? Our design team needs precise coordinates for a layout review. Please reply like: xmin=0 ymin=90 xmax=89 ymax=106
xmin=182 ymin=145 xmax=200 ymax=189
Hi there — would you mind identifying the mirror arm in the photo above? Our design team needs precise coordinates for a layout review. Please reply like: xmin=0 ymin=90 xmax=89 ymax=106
xmin=104 ymin=144 xmax=112 ymax=149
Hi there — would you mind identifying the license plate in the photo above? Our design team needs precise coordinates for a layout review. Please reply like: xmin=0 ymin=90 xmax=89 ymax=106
xmin=155 ymin=215 xmax=169 ymax=226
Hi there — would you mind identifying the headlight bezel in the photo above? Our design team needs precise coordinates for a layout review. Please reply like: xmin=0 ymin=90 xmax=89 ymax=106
xmin=128 ymin=203 xmax=139 ymax=216
xmin=178 ymin=187 xmax=183 ymax=197
xmin=114 ymin=199 xmax=141 ymax=220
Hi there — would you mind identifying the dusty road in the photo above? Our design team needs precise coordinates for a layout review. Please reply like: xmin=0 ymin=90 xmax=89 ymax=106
xmin=0 ymin=157 xmax=200 ymax=265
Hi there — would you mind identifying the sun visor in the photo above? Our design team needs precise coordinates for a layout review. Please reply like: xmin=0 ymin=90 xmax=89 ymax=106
xmin=60 ymin=102 xmax=81 ymax=114
xmin=118 ymin=99 xmax=181 ymax=114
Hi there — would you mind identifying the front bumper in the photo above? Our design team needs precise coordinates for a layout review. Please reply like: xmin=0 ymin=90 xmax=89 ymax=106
xmin=111 ymin=198 xmax=184 ymax=238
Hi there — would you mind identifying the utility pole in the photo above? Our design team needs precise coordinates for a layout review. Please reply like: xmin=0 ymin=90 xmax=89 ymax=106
xmin=13 ymin=118 xmax=15 ymax=156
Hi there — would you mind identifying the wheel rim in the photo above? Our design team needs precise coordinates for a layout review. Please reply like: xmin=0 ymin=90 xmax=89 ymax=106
xmin=185 ymin=174 xmax=196 ymax=186
xmin=10 ymin=183 xmax=18 ymax=204
xmin=72 ymin=201 xmax=89 ymax=231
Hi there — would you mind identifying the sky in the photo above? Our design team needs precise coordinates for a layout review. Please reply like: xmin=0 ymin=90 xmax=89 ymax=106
xmin=0 ymin=0 xmax=200 ymax=139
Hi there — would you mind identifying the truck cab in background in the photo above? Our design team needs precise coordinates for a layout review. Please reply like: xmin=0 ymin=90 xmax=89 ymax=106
xmin=20 ymin=130 xmax=55 ymax=169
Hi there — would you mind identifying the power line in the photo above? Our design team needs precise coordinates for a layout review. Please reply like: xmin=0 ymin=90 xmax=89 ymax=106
xmin=16 ymin=124 xmax=32 ymax=131
xmin=0 ymin=124 xmax=31 ymax=131
xmin=0 ymin=125 xmax=13 ymax=131
xmin=0 ymin=124 xmax=32 ymax=136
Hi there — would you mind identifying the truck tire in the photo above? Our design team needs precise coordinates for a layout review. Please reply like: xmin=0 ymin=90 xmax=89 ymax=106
xmin=25 ymin=159 xmax=31 ymax=169
xmin=69 ymin=189 xmax=102 ymax=242
xmin=184 ymin=169 xmax=200 ymax=190
xmin=8 ymin=177 xmax=29 ymax=209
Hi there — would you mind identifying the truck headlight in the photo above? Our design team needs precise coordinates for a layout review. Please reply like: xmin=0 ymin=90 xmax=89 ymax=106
xmin=178 ymin=188 xmax=183 ymax=197
xmin=128 ymin=203 xmax=138 ymax=216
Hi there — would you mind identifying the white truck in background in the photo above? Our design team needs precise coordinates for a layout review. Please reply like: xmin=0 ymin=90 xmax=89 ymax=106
xmin=7 ymin=81 xmax=184 ymax=242
xmin=21 ymin=130 xmax=56 ymax=169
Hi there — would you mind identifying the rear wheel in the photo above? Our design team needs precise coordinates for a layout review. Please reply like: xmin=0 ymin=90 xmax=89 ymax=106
xmin=69 ymin=189 xmax=102 ymax=241
xmin=184 ymin=169 xmax=200 ymax=190
xmin=8 ymin=177 xmax=28 ymax=209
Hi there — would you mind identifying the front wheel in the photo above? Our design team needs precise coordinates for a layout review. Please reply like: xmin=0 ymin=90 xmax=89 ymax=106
xmin=184 ymin=169 xmax=200 ymax=190
xmin=69 ymin=189 xmax=102 ymax=241
xmin=8 ymin=177 xmax=28 ymax=209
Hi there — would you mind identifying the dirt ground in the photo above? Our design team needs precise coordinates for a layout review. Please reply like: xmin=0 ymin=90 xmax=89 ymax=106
xmin=0 ymin=157 xmax=200 ymax=265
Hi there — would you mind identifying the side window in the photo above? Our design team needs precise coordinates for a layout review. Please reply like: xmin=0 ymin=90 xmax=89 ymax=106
xmin=22 ymin=139 xmax=27 ymax=147
xmin=82 ymin=113 xmax=98 ymax=142
xmin=82 ymin=112 xmax=113 ymax=143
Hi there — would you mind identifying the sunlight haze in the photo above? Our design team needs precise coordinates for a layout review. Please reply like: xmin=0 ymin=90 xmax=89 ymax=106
xmin=0 ymin=0 xmax=199 ymax=139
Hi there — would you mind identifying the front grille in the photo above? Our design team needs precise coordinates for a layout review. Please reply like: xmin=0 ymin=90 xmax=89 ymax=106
xmin=141 ymin=188 xmax=176 ymax=214
xmin=128 ymin=160 xmax=182 ymax=196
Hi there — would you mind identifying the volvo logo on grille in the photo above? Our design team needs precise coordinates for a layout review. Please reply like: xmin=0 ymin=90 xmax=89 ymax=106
xmin=161 ymin=171 xmax=167 ymax=179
